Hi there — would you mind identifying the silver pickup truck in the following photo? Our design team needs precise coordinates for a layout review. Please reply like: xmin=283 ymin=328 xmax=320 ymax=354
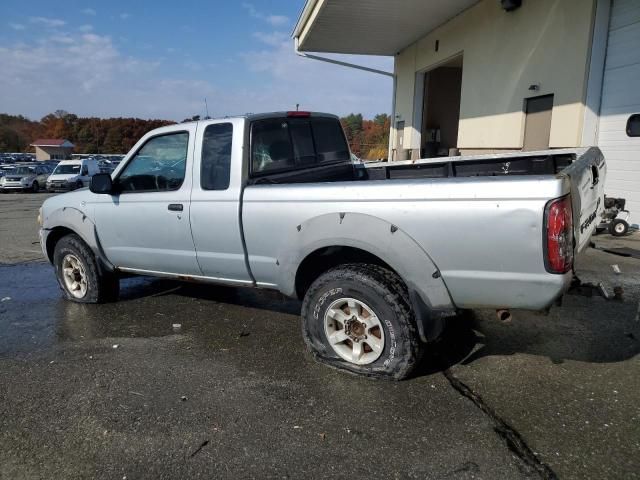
xmin=39 ymin=112 xmax=606 ymax=379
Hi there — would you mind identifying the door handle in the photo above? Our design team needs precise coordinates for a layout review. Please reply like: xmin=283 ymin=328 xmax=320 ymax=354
xmin=168 ymin=203 xmax=183 ymax=212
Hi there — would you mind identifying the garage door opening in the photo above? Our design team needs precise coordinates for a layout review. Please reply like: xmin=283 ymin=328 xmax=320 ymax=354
xmin=420 ymin=56 xmax=463 ymax=158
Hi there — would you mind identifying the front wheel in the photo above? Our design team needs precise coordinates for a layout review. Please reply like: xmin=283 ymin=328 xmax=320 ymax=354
xmin=610 ymin=219 xmax=629 ymax=237
xmin=53 ymin=234 xmax=119 ymax=303
xmin=301 ymin=264 xmax=423 ymax=380
xmin=31 ymin=181 xmax=39 ymax=193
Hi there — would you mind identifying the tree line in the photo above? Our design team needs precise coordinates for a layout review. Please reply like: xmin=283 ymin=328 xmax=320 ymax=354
xmin=0 ymin=111 xmax=390 ymax=159
xmin=0 ymin=110 xmax=173 ymax=155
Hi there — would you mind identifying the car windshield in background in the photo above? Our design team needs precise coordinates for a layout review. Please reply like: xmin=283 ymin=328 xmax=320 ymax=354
xmin=12 ymin=167 xmax=35 ymax=175
xmin=53 ymin=165 xmax=81 ymax=175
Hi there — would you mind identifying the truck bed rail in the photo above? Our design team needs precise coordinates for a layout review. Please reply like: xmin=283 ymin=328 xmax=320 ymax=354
xmin=358 ymin=148 xmax=586 ymax=180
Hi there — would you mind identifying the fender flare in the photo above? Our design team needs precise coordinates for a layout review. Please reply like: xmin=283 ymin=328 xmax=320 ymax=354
xmin=43 ymin=207 xmax=114 ymax=273
xmin=276 ymin=212 xmax=456 ymax=341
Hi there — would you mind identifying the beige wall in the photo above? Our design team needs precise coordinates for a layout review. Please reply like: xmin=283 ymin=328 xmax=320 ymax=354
xmin=34 ymin=146 xmax=73 ymax=161
xmin=391 ymin=0 xmax=596 ymax=155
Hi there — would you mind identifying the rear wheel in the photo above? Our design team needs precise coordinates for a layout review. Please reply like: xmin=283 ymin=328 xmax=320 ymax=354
xmin=301 ymin=264 xmax=423 ymax=380
xmin=53 ymin=234 xmax=119 ymax=303
xmin=31 ymin=181 xmax=39 ymax=193
xmin=610 ymin=219 xmax=629 ymax=237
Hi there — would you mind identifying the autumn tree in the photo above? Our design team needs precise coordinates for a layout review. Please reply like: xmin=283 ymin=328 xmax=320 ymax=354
xmin=340 ymin=113 xmax=390 ymax=160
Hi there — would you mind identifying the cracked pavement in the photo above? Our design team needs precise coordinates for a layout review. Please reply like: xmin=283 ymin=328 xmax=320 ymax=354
xmin=1 ymin=192 xmax=639 ymax=479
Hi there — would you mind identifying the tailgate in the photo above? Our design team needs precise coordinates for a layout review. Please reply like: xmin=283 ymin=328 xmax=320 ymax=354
xmin=560 ymin=147 xmax=606 ymax=254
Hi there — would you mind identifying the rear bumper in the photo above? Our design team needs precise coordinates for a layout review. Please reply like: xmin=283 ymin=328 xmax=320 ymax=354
xmin=441 ymin=270 xmax=573 ymax=310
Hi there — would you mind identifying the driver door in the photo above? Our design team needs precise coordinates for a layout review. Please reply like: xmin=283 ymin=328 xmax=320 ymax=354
xmin=93 ymin=125 xmax=201 ymax=275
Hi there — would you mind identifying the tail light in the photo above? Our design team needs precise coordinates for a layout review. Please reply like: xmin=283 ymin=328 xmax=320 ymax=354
xmin=544 ymin=195 xmax=574 ymax=274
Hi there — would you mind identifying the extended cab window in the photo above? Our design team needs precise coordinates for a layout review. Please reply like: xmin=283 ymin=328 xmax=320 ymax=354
xmin=251 ymin=117 xmax=349 ymax=176
xmin=627 ymin=114 xmax=640 ymax=137
xmin=201 ymin=123 xmax=233 ymax=190
xmin=118 ymin=132 xmax=188 ymax=192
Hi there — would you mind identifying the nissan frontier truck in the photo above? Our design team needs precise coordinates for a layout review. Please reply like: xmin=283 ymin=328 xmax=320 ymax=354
xmin=38 ymin=112 xmax=606 ymax=379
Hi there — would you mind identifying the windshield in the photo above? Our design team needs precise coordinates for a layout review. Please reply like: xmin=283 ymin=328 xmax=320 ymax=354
xmin=12 ymin=167 xmax=35 ymax=175
xmin=53 ymin=164 xmax=81 ymax=175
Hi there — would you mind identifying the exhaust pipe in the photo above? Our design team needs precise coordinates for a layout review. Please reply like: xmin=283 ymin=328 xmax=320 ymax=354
xmin=496 ymin=309 xmax=512 ymax=323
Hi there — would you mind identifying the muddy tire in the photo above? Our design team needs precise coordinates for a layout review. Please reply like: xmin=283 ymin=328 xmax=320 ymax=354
xmin=301 ymin=263 xmax=423 ymax=380
xmin=53 ymin=234 xmax=119 ymax=303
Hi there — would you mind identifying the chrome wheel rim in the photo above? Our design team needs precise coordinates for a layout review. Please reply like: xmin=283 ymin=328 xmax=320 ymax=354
xmin=324 ymin=297 xmax=385 ymax=365
xmin=62 ymin=254 xmax=88 ymax=298
xmin=614 ymin=223 xmax=625 ymax=234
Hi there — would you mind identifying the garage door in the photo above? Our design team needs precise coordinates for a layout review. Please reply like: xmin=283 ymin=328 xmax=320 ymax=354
xmin=597 ymin=0 xmax=640 ymax=226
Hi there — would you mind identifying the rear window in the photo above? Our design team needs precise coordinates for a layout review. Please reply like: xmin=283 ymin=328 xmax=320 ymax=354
xmin=251 ymin=117 xmax=349 ymax=176
xmin=312 ymin=118 xmax=350 ymax=163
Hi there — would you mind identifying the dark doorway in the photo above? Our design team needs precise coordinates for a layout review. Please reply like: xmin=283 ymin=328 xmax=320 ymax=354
xmin=421 ymin=56 xmax=463 ymax=158
xmin=523 ymin=94 xmax=554 ymax=151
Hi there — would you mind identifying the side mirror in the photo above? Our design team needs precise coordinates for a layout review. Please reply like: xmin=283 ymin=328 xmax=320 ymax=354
xmin=90 ymin=173 xmax=114 ymax=194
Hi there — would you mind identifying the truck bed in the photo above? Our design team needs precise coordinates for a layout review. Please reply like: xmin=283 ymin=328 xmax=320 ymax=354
xmin=242 ymin=147 xmax=605 ymax=311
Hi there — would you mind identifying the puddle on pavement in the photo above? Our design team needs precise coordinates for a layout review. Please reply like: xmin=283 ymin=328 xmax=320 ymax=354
xmin=0 ymin=262 xmax=300 ymax=357
xmin=2 ymin=261 xmax=637 ymax=367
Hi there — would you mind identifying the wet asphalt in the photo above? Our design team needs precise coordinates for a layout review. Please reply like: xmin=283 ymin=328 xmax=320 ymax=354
xmin=1 ymin=192 xmax=639 ymax=479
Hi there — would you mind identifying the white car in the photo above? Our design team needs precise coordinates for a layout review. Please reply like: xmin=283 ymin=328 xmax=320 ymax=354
xmin=46 ymin=159 xmax=101 ymax=192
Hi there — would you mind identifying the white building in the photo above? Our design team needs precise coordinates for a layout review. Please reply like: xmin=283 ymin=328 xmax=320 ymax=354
xmin=294 ymin=0 xmax=640 ymax=225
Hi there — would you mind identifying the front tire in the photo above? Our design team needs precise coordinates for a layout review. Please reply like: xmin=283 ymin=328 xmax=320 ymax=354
xmin=610 ymin=219 xmax=629 ymax=237
xmin=301 ymin=264 xmax=423 ymax=380
xmin=31 ymin=181 xmax=39 ymax=193
xmin=53 ymin=234 xmax=119 ymax=303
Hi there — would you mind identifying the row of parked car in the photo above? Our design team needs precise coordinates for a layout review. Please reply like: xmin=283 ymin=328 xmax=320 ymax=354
xmin=0 ymin=153 xmax=36 ymax=163
xmin=0 ymin=158 xmax=118 ymax=193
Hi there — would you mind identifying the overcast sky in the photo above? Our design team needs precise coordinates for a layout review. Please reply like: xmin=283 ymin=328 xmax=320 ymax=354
xmin=0 ymin=1 xmax=393 ymax=121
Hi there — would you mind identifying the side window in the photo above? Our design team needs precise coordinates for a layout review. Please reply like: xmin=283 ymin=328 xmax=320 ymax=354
xmin=201 ymin=123 xmax=233 ymax=190
xmin=252 ymin=119 xmax=294 ymax=175
xmin=627 ymin=114 xmax=640 ymax=137
xmin=117 ymin=132 xmax=189 ymax=192
xmin=311 ymin=119 xmax=350 ymax=163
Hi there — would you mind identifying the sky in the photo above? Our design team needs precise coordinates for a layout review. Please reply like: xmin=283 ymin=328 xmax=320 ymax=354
xmin=0 ymin=1 xmax=393 ymax=121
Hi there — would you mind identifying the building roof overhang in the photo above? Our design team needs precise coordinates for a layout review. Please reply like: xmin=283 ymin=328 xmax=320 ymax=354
xmin=31 ymin=139 xmax=75 ymax=148
xmin=293 ymin=0 xmax=480 ymax=56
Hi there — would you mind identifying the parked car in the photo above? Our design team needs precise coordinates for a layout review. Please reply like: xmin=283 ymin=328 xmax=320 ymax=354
xmin=46 ymin=159 xmax=100 ymax=192
xmin=41 ymin=160 xmax=61 ymax=171
xmin=0 ymin=164 xmax=50 ymax=192
xmin=38 ymin=112 xmax=606 ymax=380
